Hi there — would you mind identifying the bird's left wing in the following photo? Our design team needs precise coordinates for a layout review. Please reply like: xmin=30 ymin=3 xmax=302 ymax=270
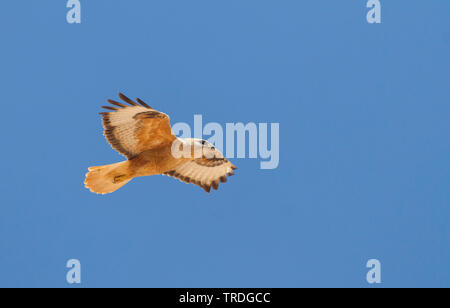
xmin=100 ymin=93 xmax=176 ymax=159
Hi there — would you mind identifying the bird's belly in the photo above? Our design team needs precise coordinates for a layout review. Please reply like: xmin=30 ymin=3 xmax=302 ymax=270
xmin=129 ymin=149 xmax=179 ymax=177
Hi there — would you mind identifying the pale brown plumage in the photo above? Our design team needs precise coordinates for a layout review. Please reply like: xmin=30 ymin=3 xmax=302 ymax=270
xmin=84 ymin=93 xmax=236 ymax=194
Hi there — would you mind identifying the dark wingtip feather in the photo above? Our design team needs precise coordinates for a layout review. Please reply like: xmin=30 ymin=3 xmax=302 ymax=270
xmin=107 ymin=99 xmax=127 ymax=108
xmin=136 ymin=98 xmax=151 ymax=108
xmin=212 ymin=181 xmax=219 ymax=190
xmin=118 ymin=92 xmax=139 ymax=106
xmin=101 ymin=106 xmax=118 ymax=111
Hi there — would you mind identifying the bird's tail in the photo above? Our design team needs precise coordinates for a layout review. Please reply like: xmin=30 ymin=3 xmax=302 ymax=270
xmin=84 ymin=161 xmax=132 ymax=194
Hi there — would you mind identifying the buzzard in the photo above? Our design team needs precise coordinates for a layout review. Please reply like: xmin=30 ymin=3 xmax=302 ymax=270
xmin=84 ymin=93 xmax=236 ymax=194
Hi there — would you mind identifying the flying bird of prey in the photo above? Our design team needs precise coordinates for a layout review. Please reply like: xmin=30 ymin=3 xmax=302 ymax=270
xmin=84 ymin=93 xmax=236 ymax=194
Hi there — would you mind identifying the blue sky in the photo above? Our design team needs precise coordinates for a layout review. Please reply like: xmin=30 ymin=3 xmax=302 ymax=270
xmin=0 ymin=1 xmax=449 ymax=287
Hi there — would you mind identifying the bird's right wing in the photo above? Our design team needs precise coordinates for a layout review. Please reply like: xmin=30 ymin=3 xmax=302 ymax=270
xmin=163 ymin=149 xmax=237 ymax=193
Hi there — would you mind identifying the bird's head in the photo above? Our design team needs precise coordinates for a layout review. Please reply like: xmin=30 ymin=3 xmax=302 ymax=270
xmin=176 ymin=138 xmax=220 ymax=159
xmin=187 ymin=138 xmax=215 ymax=152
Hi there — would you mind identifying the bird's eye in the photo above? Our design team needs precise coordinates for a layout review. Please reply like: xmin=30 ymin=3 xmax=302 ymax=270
xmin=200 ymin=140 xmax=206 ymax=145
